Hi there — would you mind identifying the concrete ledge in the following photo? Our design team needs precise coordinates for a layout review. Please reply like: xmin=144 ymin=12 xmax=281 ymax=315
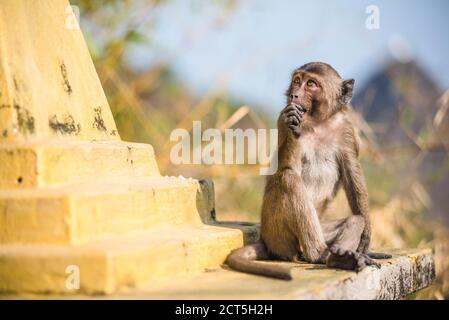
xmin=112 ymin=248 xmax=435 ymax=300
xmin=1 ymin=248 xmax=434 ymax=300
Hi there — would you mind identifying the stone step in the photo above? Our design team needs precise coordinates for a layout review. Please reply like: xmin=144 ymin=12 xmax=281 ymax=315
xmin=104 ymin=248 xmax=435 ymax=300
xmin=0 ymin=248 xmax=434 ymax=299
xmin=0 ymin=223 xmax=259 ymax=294
xmin=0 ymin=140 xmax=160 ymax=189
xmin=0 ymin=176 xmax=215 ymax=245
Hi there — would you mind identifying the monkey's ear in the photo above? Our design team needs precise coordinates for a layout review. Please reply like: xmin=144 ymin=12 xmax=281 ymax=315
xmin=340 ymin=79 xmax=355 ymax=105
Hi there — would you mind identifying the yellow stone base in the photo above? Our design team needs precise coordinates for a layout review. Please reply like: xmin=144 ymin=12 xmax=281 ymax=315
xmin=0 ymin=176 xmax=209 ymax=245
xmin=0 ymin=140 xmax=160 ymax=188
xmin=0 ymin=223 xmax=254 ymax=294
xmin=0 ymin=0 xmax=256 ymax=298
xmin=0 ymin=138 xmax=237 ymax=294
xmin=0 ymin=248 xmax=434 ymax=299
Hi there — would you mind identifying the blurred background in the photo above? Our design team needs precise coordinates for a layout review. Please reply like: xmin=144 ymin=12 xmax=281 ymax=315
xmin=70 ymin=0 xmax=449 ymax=299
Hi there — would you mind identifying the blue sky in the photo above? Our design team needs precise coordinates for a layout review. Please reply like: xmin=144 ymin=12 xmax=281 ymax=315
xmin=126 ymin=0 xmax=449 ymax=114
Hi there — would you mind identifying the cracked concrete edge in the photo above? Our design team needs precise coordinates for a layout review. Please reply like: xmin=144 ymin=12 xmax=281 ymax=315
xmin=290 ymin=249 xmax=435 ymax=300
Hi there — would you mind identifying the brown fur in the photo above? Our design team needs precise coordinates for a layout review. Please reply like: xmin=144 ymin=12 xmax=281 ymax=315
xmin=226 ymin=62 xmax=390 ymax=279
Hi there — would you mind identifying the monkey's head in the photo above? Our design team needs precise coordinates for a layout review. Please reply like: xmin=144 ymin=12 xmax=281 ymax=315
xmin=286 ymin=62 xmax=355 ymax=120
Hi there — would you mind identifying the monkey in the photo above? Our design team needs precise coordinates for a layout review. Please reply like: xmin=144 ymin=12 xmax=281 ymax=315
xmin=226 ymin=62 xmax=391 ymax=280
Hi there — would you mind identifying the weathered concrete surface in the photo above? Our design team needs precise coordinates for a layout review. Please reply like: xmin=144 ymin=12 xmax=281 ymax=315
xmin=0 ymin=248 xmax=434 ymax=300
xmin=0 ymin=222 xmax=260 ymax=294
xmin=112 ymin=248 xmax=435 ymax=300
xmin=0 ymin=0 xmax=118 ymax=142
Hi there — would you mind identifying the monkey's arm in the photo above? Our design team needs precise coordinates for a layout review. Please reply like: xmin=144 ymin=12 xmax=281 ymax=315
xmin=277 ymin=104 xmax=306 ymax=144
xmin=339 ymin=130 xmax=371 ymax=253
xmin=277 ymin=106 xmax=290 ymax=146
xmin=276 ymin=104 xmax=329 ymax=263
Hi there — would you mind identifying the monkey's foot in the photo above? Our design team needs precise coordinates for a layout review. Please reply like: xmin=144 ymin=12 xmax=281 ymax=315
xmin=326 ymin=245 xmax=381 ymax=272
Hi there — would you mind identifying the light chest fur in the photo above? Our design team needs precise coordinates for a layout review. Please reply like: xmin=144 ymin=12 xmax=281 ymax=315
xmin=298 ymin=116 xmax=344 ymax=209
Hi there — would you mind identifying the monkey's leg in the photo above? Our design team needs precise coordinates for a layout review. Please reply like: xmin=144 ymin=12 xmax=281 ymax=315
xmin=323 ymin=216 xmax=382 ymax=272
xmin=323 ymin=218 xmax=392 ymax=260
xmin=293 ymin=197 xmax=330 ymax=263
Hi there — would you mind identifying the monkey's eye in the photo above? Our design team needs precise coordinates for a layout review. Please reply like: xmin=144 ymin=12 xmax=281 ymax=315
xmin=306 ymin=80 xmax=318 ymax=88
xmin=293 ymin=78 xmax=300 ymax=84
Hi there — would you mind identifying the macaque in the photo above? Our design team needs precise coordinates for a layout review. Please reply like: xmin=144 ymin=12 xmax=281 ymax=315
xmin=226 ymin=62 xmax=391 ymax=280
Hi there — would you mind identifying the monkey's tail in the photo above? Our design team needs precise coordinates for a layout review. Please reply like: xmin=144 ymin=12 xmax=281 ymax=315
xmin=225 ymin=242 xmax=293 ymax=280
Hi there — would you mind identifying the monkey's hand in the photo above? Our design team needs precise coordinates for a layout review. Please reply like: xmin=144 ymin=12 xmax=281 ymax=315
xmin=282 ymin=104 xmax=306 ymax=138
xmin=326 ymin=245 xmax=380 ymax=272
